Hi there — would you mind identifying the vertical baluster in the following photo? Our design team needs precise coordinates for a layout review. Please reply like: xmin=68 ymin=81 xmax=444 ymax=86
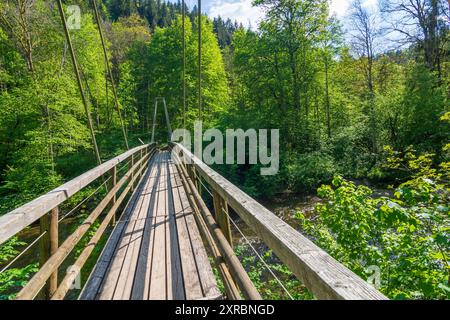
xmin=38 ymin=214 xmax=49 ymax=299
xmin=212 ymin=191 xmax=232 ymax=246
xmin=49 ymin=207 xmax=58 ymax=296
xmin=196 ymin=167 xmax=202 ymax=196
xmin=110 ymin=165 xmax=117 ymax=226
xmin=39 ymin=206 xmax=59 ymax=299
xmin=130 ymin=154 xmax=135 ymax=191
xmin=140 ymin=149 xmax=144 ymax=179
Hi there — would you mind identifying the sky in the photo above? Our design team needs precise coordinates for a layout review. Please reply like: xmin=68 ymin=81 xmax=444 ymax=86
xmin=182 ymin=0 xmax=379 ymax=29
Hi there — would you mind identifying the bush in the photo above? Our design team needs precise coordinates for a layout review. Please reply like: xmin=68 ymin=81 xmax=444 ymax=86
xmin=283 ymin=151 xmax=336 ymax=192
xmin=297 ymin=174 xmax=449 ymax=299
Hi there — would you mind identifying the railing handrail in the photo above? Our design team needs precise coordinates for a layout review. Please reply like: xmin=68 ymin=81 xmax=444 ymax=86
xmin=171 ymin=142 xmax=388 ymax=300
xmin=0 ymin=143 xmax=154 ymax=245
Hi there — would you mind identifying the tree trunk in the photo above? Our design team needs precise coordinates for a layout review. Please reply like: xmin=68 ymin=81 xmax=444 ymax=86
xmin=324 ymin=57 xmax=331 ymax=139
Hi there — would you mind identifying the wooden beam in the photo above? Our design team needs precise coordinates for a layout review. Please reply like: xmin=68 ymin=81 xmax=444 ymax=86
xmin=110 ymin=166 xmax=117 ymax=226
xmin=80 ymin=151 xmax=156 ymax=300
xmin=171 ymin=143 xmax=387 ymax=300
xmin=130 ymin=154 xmax=135 ymax=192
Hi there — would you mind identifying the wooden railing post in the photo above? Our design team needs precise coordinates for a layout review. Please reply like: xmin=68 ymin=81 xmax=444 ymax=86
xmin=140 ymin=149 xmax=144 ymax=179
xmin=189 ymin=165 xmax=200 ymax=192
xmin=196 ymin=167 xmax=202 ymax=196
xmin=212 ymin=190 xmax=232 ymax=246
xmin=49 ymin=207 xmax=58 ymax=296
xmin=110 ymin=166 xmax=117 ymax=226
xmin=130 ymin=154 xmax=135 ymax=191
xmin=187 ymin=164 xmax=194 ymax=183
xmin=38 ymin=215 xmax=49 ymax=299
xmin=39 ymin=206 xmax=58 ymax=299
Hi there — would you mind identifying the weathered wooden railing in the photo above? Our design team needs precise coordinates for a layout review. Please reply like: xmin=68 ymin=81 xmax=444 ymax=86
xmin=0 ymin=143 xmax=156 ymax=300
xmin=171 ymin=148 xmax=261 ymax=300
xmin=170 ymin=142 xmax=387 ymax=300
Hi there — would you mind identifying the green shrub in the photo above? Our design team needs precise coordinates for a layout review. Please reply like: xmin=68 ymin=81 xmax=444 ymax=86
xmin=283 ymin=152 xmax=336 ymax=192
xmin=297 ymin=173 xmax=449 ymax=299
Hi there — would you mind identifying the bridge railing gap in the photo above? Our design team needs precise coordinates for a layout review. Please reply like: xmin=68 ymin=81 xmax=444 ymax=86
xmin=0 ymin=143 xmax=156 ymax=300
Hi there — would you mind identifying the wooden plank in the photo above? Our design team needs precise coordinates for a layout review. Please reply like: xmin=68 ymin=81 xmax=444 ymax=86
xmin=165 ymin=154 xmax=184 ymax=300
xmin=171 ymin=143 xmax=387 ymax=300
xmin=81 ymin=150 xmax=219 ymax=300
xmin=148 ymin=152 xmax=168 ymax=299
xmin=170 ymin=161 xmax=203 ymax=300
xmin=116 ymin=152 xmax=160 ymax=299
xmin=53 ymin=180 xmax=139 ymax=300
xmin=97 ymin=159 xmax=154 ymax=300
xmin=174 ymin=158 xmax=260 ymax=300
xmin=172 ymin=162 xmax=240 ymax=300
xmin=111 ymin=156 xmax=157 ymax=299
xmin=171 ymin=159 xmax=220 ymax=299
xmin=0 ymin=144 xmax=155 ymax=245
xmin=131 ymin=154 xmax=162 ymax=300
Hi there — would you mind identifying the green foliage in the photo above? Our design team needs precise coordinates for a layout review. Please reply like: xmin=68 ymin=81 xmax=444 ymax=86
xmin=140 ymin=15 xmax=229 ymax=132
xmin=0 ymin=237 xmax=25 ymax=263
xmin=0 ymin=264 xmax=38 ymax=300
xmin=283 ymin=151 xmax=336 ymax=192
xmin=400 ymin=64 xmax=447 ymax=149
xmin=0 ymin=237 xmax=38 ymax=300
xmin=298 ymin=170 xmax=449 ymax=299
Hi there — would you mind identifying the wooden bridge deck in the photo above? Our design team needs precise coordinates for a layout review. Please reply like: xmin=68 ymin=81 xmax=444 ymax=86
xmin=80 ymin=151 xmax=221 ymax=300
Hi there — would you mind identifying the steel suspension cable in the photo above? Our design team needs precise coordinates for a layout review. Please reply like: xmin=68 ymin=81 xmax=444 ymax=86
xmin=56 ymin=0 xmax=102 ymax=165
xmin=91 ymin=0 xmax=130 ymax=150
xmin=223 ymin=207 xmax=295 ymax=300
xmin=197 ymin=0 xmax=202 ymax=120
xmin=58 ymin=176 xmax=111 ymax=223
xmin=182 ymin=0 xmax=186 ymax=129
xmin=0 ymin=232 xmax=47 ymax=274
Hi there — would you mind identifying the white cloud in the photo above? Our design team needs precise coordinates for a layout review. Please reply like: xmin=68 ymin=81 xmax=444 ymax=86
xmin=207 ymin=0 xmax=264 ymax=29
xmin=329 ymin=0 xmax=351 ymax=18
xmin=329 ymin=0 xmax=379 ymax=18
xmin=204 ymin=0 xmax=378 ymax=27
xmin=362 ymin=0 xmax=378 ymax=9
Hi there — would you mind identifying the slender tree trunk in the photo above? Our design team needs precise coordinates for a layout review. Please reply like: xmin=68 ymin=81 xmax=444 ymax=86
xmin=289 ymin=50 xmax=300 ymax=110
xmin=324 ymin=57 xmax=331 ymax=139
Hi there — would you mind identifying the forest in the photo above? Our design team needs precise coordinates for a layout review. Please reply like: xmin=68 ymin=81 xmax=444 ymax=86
xmin=0 ymin=0 xmax=449 ymax=300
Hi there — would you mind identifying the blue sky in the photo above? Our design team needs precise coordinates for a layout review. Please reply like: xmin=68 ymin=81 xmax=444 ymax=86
xmin=181 ymin=0 xmax=379 ymax=28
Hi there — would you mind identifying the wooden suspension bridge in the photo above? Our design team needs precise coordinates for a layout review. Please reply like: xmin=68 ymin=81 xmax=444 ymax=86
xmin=0 ymin=142 xmax=387 ymax=300
xmin=0 ymin=0 xmax=388 ymax=301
